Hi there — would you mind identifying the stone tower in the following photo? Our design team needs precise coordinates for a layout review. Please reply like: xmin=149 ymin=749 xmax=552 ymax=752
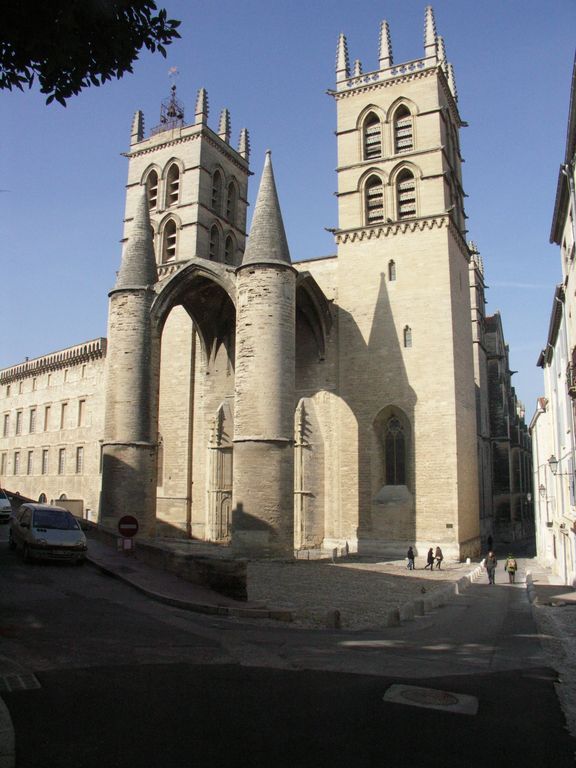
xmin=232 ymin=152 xmax=296 ymax=556
xmin=100 ymin=190 xmax=160 ymax=536
xmin=330 ymin=6 xmax=479 ymax=557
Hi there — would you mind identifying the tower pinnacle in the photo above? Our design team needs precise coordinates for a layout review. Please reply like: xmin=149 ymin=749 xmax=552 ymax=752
xmin=378 ymin=20 xmax=393 ymax=69
xmin=242 ymin=151 xmax=291 ymax=266
xmin=195 ymin=87 xmax=209 ymax=125
xmin=218 ymin=108 xmax=231 ymax=143
xmin=336 ymin=33 xmax=350 ymax=82
xmin=424 ymin=6 xmax=438 ymax=60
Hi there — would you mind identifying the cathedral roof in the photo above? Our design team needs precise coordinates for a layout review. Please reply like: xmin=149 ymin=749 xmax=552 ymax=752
xmin=115 ymin=189 xmax=158 ymax=289
xmin=242 ymin=151 xmax=291 ymax=267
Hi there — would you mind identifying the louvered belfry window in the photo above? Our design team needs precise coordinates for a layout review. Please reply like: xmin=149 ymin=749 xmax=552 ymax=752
xmin=365 ymin=176 xmax=384 ymax=224
xmin=394 ymin=106 xmax=413 ymax=153
xmin=397 ymin=172 xmax=416 ymax=219
xmin=364 ymin=113 xmax=382 ymax=160
xmin=166 ymin=164 xmax=180 ymax=206
xmin=146 ymin=171 xmax=159 ymax=210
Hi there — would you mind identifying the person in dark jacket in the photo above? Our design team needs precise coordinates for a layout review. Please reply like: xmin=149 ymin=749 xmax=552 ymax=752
xmin=407 ymin=546 xmax=415 ymax=570
xmin=504 ymin=554 xmax=518 ymax=583
xmin=425 ymin=547 xmax=434 ymax=570
xmin=485 ymin=551 xmax=497 ymax=584
xmin=435 ymin=546 xmax=443 ymax=569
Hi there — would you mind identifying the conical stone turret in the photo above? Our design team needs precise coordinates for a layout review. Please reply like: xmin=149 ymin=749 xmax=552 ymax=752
xmin=233 ymin=152 xmax=296 ymax=557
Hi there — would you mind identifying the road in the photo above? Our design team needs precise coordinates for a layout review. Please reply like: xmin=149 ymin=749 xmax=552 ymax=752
xmin=0 ymin=525 xmax=574 ymax=767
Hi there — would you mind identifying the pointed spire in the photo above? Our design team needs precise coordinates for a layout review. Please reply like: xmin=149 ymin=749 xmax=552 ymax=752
xmin=447 ymin=63 xmax=458 ymax=102
xmin=437 ymin=35 xmax=447 ymax=73
xmin=424 ymin=6 xmax=438 ymax=60
xmin=238 ymin=128 xmax=250 ymax=160
xmin=116 ymin=189 xmax=158 ymax=289
xmin=378 ymin=20 xmax=393 ymax=69
xmin=131 ymin=110 xmax=144 ymax=144
xmin=353 ymin=59 xmax=362 ymax=77
xmin=242 ymin=151 xmax=291 ymax=267
xmin=336 ymin=33 xmax=350 ymax=82
xmin=195 ymin=87 xmax=208 ymax=125
xmin=218 ymin=108 xmax=231 ymax=143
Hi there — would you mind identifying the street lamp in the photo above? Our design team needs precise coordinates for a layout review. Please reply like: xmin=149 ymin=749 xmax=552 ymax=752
xmin=539 ymin=484 xmax=546 ymax=498
xmin=547 ymin=455 xmax=573 ymax=476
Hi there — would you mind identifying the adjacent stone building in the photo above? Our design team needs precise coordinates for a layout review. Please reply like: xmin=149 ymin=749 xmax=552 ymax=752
xmin=1 ymin=8 xmax=530 ymax=560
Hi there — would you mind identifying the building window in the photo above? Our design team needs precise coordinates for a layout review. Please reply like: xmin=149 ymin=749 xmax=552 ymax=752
xmin=363 ymin=112 xmax=382 ymax=160
xmin=29 ymin=408 xmax=36 ymax=433
xmin=18 ymin=382 xmax=22 ymax=394
xmin=388 ymin=260 xmax=396 ymax=281
xmin=146 ymin=170 xmax=159 ymax=210
xmin=224 ymin=235 xmax=234 ymax=265
xmin=81 ymin=365 xmax=86 ymax=379
xmin=162 ymin=219 xmax=177 ymax=262
xmin=75 ymin=446 xmax=84 ymax=475
xmin=385 ymin=416 xmax=406 ymax=485
xmin=47 ymin=374 xmax=51 ymax=387
xmin=209 ymin=225 xmax=220 ymax=261
xmin=27 ymin=451 xmax=33 ymax=475
xmin=42 ymin=449 xmax=49 ymax=475
xmin=365 ymin=175 xmax=384 ymax=225
xmin=166 ymin=164 xmax=180 ymax=206
xmin=60 ymin=402 xmax=68 ymax=430
xmin=78 ymin=400 xmax=85 ymax=427
xmin=212 ymin=170 xmax=223 ymax=214
xmin=6 ymin=385 xmax=10 ymax=397
xmin=64 ymin=369 xmax=68 ymax=383
xmin=58 ymin=448 xmax=66 ymax=475
xmin=226 ymin=182 xmax=237 ymax=224
xmin=0 ymin=453 xmax=6 ymax=475
xmin=32 ymin=378 xmax=37 ymax=391
xmin=13 ymin=452 xmax=20 ymax=475
xmin=397 ymin=171 xmax=417 ymax=219
xmin=394 ymin=105 xmax=413 ymax=153
xmin=15 ymin=411 xmax=22 ymax=435
xmin=2 ymin=414 xmax=8 ymax=437
xmin=403 ymin=325 xmax=412 ymax=348
xmin=44 ymin=406 xmax=51 ymax=432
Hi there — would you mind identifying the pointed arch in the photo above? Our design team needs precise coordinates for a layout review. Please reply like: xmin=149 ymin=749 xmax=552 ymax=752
xmin=142 ymin=165 xmax=161 ymax=211
xmin=364 ymin=173 xmax=385 ymax=225
xmin=362 ymin=110 xmax=383 ymax=161
xmin=160 ymin=215 xmax=181 ymax=263
xmin=165 ymin=162 xmax=181 ymax=207
xmin=209 ymin=222 xmax=222 ymax=262
xmin=226 ymin=179 xmax=238 ymax=225
xmin=211 ymin=168 xmax=224 ymax=215
xmin=388 ymin=99 xmax=417 ymax=153
xmin=224 ymin=232 xmax=236 ymax=265
xmin=373 ymin=406 xmax=411 ymax=488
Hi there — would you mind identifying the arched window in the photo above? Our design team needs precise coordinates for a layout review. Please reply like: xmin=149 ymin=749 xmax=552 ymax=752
xmin=209 ymin=225 xmax=220 ymax=261
xmin=146 ymin=171 xmax=158 ymax=211
xmin=38 ymin=493 xmax=47 ymax=503
xmin=166 ymin=164 xmax=180 ymax=206
xmin=384 ymin=416 xmax=406 ymax=485
xmin=224 ymin=235 xmax=234 ymax=264
xmin=397 ymin=170 xmax=416 ymax=219
xmin=162 ymin=220 xmax=177 ymax=262
xmin=212 ymin=170 xmax=223 ymax=214
xmin=365 ymin=175 xmax=384 ymax=225
xmin=363 ymin=113 xmax=382 ymax=160
xmin=403 ymin=325 xmax=412 ymax=348
xmin=394 ymin=105 xmax=413 ymax=153
xmin=226 ymin=182 xmax=237 ymax=224
xmin=388 ymin=260 xmax=396 ymax=281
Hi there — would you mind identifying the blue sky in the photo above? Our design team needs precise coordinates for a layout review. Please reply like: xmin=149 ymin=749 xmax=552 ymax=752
xmin=1 ymin=0 xmax=575 ymax=416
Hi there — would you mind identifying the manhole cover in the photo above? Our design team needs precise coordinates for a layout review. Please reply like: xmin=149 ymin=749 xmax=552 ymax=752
xmin=383 ymin=684 xmax=478 ymax=716
xmin=400 ymin=688 xmax=459 ymax=707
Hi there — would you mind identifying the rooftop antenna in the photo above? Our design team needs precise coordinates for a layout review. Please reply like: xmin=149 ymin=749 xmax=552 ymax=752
xmin=152 ymin=66 xmax=185 ymax=135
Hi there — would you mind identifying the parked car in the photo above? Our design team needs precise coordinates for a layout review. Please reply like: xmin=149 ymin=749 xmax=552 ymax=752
xmin=0 ymin=489 xmax=12 ymax=524
xmin=9 ymin=503 xmax=87 ymax=564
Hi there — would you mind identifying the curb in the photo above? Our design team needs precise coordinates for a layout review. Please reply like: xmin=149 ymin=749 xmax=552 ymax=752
xmin=525 ymin=570 xmax=539 ymax=606
xmin=86 ymin=556 xmax=294 ymax=623
xmin=387 ymin=564 xmax=482 ymax=628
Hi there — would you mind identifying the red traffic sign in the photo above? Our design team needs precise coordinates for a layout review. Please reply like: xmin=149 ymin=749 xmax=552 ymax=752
xmin=118 ymin=515 xmax=139 ymax=537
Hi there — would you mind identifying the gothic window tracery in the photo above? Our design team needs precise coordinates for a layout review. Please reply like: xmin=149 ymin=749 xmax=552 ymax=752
xmin=385 ymin=416 xmax=406 ymax=485
xmin=365 ymin=174 xmax=384 ymax=225
xmin=363 ymin=112 xmax=382 ymax=160
xmin=394 ymin=105 xmax=413 ymax=153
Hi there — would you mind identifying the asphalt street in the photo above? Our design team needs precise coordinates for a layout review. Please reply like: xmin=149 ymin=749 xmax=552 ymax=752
xmin=0 ymin=526 xmax=574 ymax=767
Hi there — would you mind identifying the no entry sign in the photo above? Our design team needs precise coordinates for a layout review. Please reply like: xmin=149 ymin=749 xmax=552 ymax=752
xmin=118 ymin=515 xmax=139 ymax=537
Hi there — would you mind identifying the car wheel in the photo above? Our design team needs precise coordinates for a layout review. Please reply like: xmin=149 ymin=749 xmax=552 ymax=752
xmin=8 ymin=531 xmax=16 ymax=551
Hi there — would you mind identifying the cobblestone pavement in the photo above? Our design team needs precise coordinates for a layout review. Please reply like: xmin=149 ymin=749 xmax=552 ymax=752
xmin=248 ymin=557 xmax=476 ymax=630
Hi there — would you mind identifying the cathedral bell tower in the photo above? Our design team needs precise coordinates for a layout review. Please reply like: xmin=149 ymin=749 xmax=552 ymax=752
xmin=330 ymin=6 xmax=480 ymax=558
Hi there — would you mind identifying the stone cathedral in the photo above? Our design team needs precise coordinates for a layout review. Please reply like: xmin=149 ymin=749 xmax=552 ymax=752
xmin=1 ymin=8 xmax=488 ymax=559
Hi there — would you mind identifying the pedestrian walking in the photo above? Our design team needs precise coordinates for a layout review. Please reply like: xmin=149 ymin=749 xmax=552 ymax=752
xmin=485 ymin=550 xmax=497 ymax=584
xmin=424 ymin=547 xmax=434 ymax=570
xmin=504 ymin=554 xmax=518 ymax=583
xmin=434 ymin=546 xmax=443 ymax=569
xmin=406 ymin=546 xmax=415 ymax=570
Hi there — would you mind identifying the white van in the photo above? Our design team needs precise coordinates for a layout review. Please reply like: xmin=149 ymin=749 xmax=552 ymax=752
xmin=0 ymin=489 xmax=12 ymax=523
